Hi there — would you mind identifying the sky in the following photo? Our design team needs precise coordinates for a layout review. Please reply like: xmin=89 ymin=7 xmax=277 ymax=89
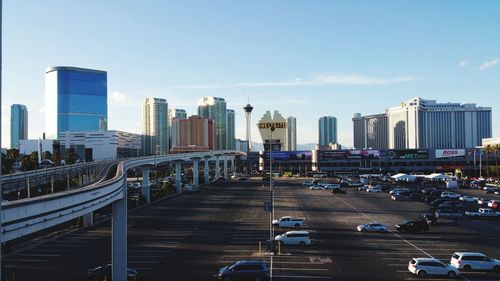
xmin=2 ymin=0 xmax=500 ymax=148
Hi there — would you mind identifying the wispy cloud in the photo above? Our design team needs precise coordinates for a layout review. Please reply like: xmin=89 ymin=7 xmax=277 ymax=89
xmin=458 ymin=60 xmax=468 ymax=67
xmin=479 ymin=59 xmax=499 ymax=71
xmin=171 ymin=73 xmax=418 ymax=90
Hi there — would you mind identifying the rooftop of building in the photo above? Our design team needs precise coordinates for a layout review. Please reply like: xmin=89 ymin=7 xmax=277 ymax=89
xmin=45 ymin=66 xmax=107 ymax=74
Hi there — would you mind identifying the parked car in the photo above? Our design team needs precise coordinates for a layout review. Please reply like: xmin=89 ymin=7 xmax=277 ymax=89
xmin=441 ymin=191 xmax=460 ymax=199
xmin=450 ymin=252 xmax=500 ymax=272
xmin=218 ymin=260 xmax=270 ymax=281
xmin=88 ymin=264 xmax=137 ymax=281
xmin=356 ymin=222 xmax=388 ymax=232
xmin=272 ymin=216 xmax=305 ymax=228
xmin=430 ymin=198 xmax=453 ymax=207
xmin=331 ymin=188 xmax=347 ymax=194
xmin=408 ymin=258 xmax=458 ymax=278
xmin=419 ymin=213 xmax=437 ymax=225
xmin=309 ymin=185 xmax=323 ymax=190
xmin=488 ymin=200 xmax=499 ymax=209
xmin=390 ymin=188 xmax=409 ymax=195
xmin=302 ymin=181 xmax=313 ymax=186
xmin=437 ymin=201 xmax=463 ymax=210
xmin=323 ymin=184 xmax=341 ymax=190
xmin=395 ymin=220 xmax=430 ymax=233
xmin=391 ymin=193 xmax=410 ymax=201
xmin=459 ymin=196 xmax=478 ymax=203
xmin=366 ymin=186 xmax=382 ymax=193
xmin=274 ymin=231 xmax=311 ymax=246
xmin=435 ymin=208 xmax=463 ymax=220
xmin=409 ymin=193 xmax=427 ymax=202
xmin=465 ymin=208 xmax=500 ymax=217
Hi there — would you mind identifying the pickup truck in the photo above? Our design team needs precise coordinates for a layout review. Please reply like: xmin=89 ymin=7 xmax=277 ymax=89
xmin=272 ymin=216 xmax=305 ymax=228
xmin=465 ymin=208 xmax=500 ymax=217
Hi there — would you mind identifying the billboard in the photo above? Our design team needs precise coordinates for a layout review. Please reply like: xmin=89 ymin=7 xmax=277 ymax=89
xmin=264 ymin=151 xmax=312 ymax=161
xmin=435 ymin=149 xmax=465 ymax=159
xmin=319 ymin=150 xmax=380 ymax=160
xmin=386 ymin=149 xmax=428 ymax=160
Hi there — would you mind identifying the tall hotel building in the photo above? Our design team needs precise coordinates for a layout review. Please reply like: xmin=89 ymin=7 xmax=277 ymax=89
xmin=10 ymin=104 xmax=28 ymax=148
xmin=285 ymin=116 xmax=297 ymax=151
xmin=353 ymin=97 xmax=492 ymax=149
xmin=142 ymin=98 xmax=169 ymax=155
xmin=45 ymin=66 xmax=107 ymax=139
xmin=318 ymin=116 xmax=337 ymax=146
xmin=198 ymin=97 xmax=227 ymax=150
xmin=170 ymin=115 xmax=215 ymax=153
xmin=352 ymin=113 xmax=388 ymax=149
xmin=226 ymin=109 xmax=236 ymax=150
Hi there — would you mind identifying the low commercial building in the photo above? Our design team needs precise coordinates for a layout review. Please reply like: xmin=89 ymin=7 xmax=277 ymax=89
xmin=58 ymin=130 xmax=141 ymax=161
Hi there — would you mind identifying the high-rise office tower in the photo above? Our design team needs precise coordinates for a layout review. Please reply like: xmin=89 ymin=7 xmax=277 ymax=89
xmin=142 ymin=98 xmax=169 ymax=155
xmin=226 ymin=109 xmax=236 ymax=150
xmin=285 ymin=116 xmax=297 ymax=151
xmin=168 ymin=108 xmax=187 ymax=149
xmin=10 ymin=104 xmax=28 ymax=148
xmin=318 ymin=116 xmax=337 ymax=146
xmin=45 ymin=66 xmax=107 ymax=139
xmin=243 ymin=103 xmax=254 ymax=150
xmin=198 ymin=97 xmax=227 ymax=150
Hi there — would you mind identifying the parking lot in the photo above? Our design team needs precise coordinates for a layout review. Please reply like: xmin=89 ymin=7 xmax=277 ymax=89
xmin=2 ymin=178 xmax=500 ymax=281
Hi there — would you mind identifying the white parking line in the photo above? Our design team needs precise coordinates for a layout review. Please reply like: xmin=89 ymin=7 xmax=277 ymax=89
xmin=334 ymin=196 xmax=472 ymax=281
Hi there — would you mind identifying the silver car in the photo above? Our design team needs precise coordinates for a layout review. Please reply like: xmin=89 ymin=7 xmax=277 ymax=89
xmin=356 ymin=222 xmax=388 ymax=232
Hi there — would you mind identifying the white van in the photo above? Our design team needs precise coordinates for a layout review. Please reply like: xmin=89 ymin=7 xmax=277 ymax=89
xmin=274 ymin=231 xmax=311 ymax=246
xmin=450 ymin=252 xmax=500 ymax=271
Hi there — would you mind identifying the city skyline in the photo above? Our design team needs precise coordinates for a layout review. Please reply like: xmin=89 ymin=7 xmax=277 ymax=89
xmin=2 ymin=1 xmax=499 ymax=148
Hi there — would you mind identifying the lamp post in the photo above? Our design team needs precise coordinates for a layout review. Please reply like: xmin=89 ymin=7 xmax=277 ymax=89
xmin=269 ymin=125 xmax=275 ymax=243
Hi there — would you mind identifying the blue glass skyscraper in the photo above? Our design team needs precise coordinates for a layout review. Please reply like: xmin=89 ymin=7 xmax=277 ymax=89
xmin=45 ymin=66 xmax=107 ymax=138
xmin=10 ymin=104 xmax=28 ymax=148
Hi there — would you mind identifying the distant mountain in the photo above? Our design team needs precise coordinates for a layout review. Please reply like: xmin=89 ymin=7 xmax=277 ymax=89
xmin=249 ymin=142 xmax=316 ymax=151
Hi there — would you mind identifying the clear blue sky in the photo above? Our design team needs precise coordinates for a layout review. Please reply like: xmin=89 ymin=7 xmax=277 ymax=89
xmin=2 ymin=0 xmax=499 ymax=148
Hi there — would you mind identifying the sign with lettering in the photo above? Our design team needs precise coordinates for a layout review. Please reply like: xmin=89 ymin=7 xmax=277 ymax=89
xmin=435 ymin=149 xmax=465 ymax=159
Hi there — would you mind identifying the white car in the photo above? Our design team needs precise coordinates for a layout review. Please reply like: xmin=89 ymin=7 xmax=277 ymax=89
xmin=323 ymin=184 xmax=341 ymax=190
xmin=390 ymin=188 xmax=409 ymax=195
xmin=274 ymin=231 xmax=311 ymax=246
xmin=459 ymin=196 xmax=477 ymax=203
xmin=451 ymin=252 xmax=500 ymax=272
xmin=408 ymin=258 xmax=458 ymax=278
xmin=309 ymin=185 xmax=323 ymax=190
xmin=356 ymin=222 xmax=388 ymax=232
xmin=441 ymin=191 xmax=460 ymax=199
xmin=366 ymin=186 xmax=382 ymax=193
xmin=302 ymin=181 xmax=313 ymax=186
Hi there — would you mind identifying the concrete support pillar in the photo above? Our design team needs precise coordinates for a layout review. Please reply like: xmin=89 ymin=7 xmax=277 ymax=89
xmin=204 ymin=157 xmax=210 ymax=184
xmin=192 ymin=159 xmax=200 ymax=188
xmin=175 ymin=161 xmax=182 ymax=193
xmin=223 ymin=156 xmax=228 ymax=179
xmin=141 ymin=166 xmax=151 ymax=203
xmin=215 ymin=156 xmax=220 ymax=179
xmin=26 ymin=179 xmax=31 ymax=198
xmin=83 ymin=212 xmax=94 ymax=226
xmin=51 ymin=176 xmax=55 ymax=193
xmin=231 ymin=157 xmax=235 ymax=172
xmin=112 ymin=180 xmax=127 ymax=281
xmin=67 ymin=173 xmax=70 ymax=188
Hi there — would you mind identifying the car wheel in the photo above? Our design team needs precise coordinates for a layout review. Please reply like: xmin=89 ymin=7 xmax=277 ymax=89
xmin=493 ymin=265 xmax=500 ymax=272
xmin=463 ymin=265 xmax=471 ymax=271
xmin=417 ymin=270 xmax=427 ymax=277
xmin=299 ymin=241 xmax=306 ymax=246
xmin=447 ymin=271 xmax=456 ymax=278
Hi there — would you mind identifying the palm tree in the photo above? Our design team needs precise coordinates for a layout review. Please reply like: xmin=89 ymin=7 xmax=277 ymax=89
xmin=495 ymin=144 xmax=500 ymax=180
xmin=482 ymin=145 xmax=493 ymax=179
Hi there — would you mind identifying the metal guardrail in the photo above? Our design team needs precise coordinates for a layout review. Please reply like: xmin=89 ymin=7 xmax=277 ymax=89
xmin=0 ymin=151 xmax=244 ymax=243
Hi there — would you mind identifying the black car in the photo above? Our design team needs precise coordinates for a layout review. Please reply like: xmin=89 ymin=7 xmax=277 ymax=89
xmin=395 ymin=220 xmax=430 ymax=233
xmin=409 ymin=193 xmax=427 ymax=202
xmin=88 ymin=264 xmax=137 ymax=281
xmin=218 ymin=260 xmax=270 ymax=281
xmin=430 ymin=198 xmax=452 ymax=207
xmin=437 ymin=201 xmax=463 ymax=210
xmin=332 ymin=188 xmax=347 ymax=194
xmin=419 ymin=213 xmax=438 ymax=225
